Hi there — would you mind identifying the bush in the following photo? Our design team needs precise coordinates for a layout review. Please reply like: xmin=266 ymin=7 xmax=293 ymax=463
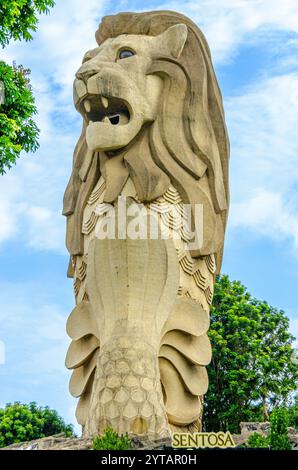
xmin=287 ymin=396 xmax=298 ymax=429
xmin=247 ymin=432 xmax=268 ymax=448
xmin=247 ymin=407 xmax=292 ymax=450
xmin=92 ymin=427 xmax=133 ymax=450
xmin=269 ymin=408 xmax=291 ymax=450
xmin=0 ymin=402 xmax=74 ymax=448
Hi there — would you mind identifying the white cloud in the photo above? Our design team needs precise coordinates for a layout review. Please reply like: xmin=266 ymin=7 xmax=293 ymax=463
xmin=4 ymin=0 xmax=108 ymax=95
xmin=156 ymin=0 xmax=298 ymax=63
xmin=25 ymin=206 xmax=65 ymax=253
xmin=0 ymin=283 xmax=71 ymax=374
xmin=226 ymin=73 xmax=298 ymax=252
xmin=35 ymin=305 xmax=68 ymax=342
xmin=0 ymin=170 xmax=66 ymax=253
xmin=0 ymin=197 xmax=19 ymax=243
xmin=230 ymin=189 xmax=298 ymax=250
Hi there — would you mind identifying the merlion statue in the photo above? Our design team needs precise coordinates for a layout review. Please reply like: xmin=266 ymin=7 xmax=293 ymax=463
xmin=63 ymin=10 xmax=229 ymax=439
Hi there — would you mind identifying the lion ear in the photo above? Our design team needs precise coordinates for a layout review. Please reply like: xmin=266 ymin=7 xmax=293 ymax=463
xmin=157 ymin=24 xmax=188 ymax=58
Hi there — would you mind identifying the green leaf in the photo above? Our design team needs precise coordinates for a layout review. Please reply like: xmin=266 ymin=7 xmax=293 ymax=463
xmin=0 ymin=1 xmax=55 ymax=47
xmin=0 ymin=61 xmax=40 ymax=173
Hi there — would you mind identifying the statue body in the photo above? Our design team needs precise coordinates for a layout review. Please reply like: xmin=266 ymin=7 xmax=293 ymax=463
xmin=63 ymin=11 xmax=229 ymax=438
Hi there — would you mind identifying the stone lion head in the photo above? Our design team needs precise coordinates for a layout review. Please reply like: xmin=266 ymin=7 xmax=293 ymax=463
xmin=63 ymin=10 xmax=229 ymax=272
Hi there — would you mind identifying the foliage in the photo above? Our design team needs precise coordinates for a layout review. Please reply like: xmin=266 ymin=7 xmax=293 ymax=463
xmin=0 ymin=61 xmax=39 ymax=173
xmin=247 ymin=432 xmax=268 ymax=449
xmin=0 ymin=1 xmax=55 ymax=172
xmin=0 ymin=0 xmax=55 ymax=47
xmin=288 ymin=395 xmax=298 ymax=429
xmin=204 ymin=275 xmax=298 ymax=433
xmin=92 ymin=427 xmax=133 ymax=450
xmin=0 ymin=402 xmax=74 ymax=448
xmin=269 ymin=407 xmax=292 ymax=450
xmin=247 ymin=407 xmax=292 ymax=450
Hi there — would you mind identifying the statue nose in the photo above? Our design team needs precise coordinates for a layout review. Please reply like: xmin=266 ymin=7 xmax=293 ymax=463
xmin=76 ymin=65 xmax=99 ymax=83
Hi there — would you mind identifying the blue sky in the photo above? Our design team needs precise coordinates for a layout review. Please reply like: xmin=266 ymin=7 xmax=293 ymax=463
xmin=0 ymin=0 xmax=298 ymax=433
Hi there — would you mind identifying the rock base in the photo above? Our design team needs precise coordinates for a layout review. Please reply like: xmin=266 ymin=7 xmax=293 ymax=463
xmin=1 ymin=422 xmax=297 ymax=450
xmin=0 ymin=433 xmax=172 ymax=451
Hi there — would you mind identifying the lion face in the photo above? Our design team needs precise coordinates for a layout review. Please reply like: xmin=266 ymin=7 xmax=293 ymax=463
xmin=65 ymin=13 xmax=229 ymax=265
xmin=73 ymin=24 xmax=187 ymax=152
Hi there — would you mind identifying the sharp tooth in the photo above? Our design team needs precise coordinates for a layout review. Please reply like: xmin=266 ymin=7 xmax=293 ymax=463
xmin=103 ymin=116 xmax=110 ymax=124
xmin=119 ymin=113 xmax=129 ymax=124
xmin=74 ymin=79 xmax=87 ymax=98
xmin=84 ymin=100 xmax=91 ymax=112
xmin=101 ymin=96 xmax=109 ymax=108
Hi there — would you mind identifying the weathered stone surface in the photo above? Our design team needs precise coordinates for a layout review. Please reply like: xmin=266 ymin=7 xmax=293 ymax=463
xmin=0 ymin=434 xmax=93 ymax=451
xmin=0 ymin=433 xmax=172 ymax=451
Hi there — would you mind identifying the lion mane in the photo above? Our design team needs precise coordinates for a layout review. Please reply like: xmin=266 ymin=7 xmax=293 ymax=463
xmin=63 ymin=10 xmax=229 ymax=274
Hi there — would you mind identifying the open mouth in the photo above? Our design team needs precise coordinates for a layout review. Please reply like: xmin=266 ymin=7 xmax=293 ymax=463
xmin=80 ymin=95 xmax=131 ymax=126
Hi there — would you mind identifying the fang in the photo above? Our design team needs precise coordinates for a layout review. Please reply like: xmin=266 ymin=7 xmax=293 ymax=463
xmin=101 ymin=96 xmax=109 ymax=108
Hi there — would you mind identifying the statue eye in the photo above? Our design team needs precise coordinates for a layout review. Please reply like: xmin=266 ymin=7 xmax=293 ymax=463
xmin=118 ymin=49 xmax=135 ymax=60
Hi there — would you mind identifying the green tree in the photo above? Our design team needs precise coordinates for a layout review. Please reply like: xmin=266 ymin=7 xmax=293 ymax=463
xmin=0 ymin=402 xmax=74 ymax=448
xmin=204 ymin=275 xmax=298 ymax=433
xmin=0 ymin=1 xmax=55 ymax=47
xmin=0 ymin=61 xmax=39 ymax=173
xmin=0 ymin=1 xmax=55 ymax=173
